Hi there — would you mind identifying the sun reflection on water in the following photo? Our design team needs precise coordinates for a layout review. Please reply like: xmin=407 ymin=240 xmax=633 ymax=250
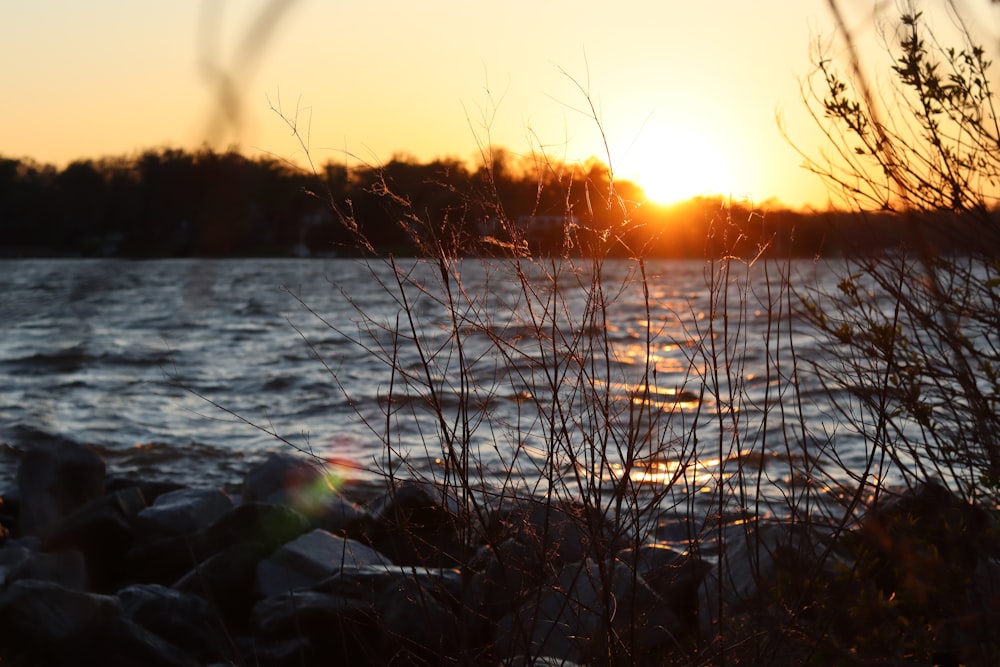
xmin=607 ymin=456 xmax=725 ymax=490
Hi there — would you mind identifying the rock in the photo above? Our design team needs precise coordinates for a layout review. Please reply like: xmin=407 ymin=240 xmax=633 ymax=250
xmin=243 ymin=453 xmax=335 ymax=516
xmin=366 ymin=480 xmax=467 ymax=567
xmin=104 ymin=476 xmax=185 ymax=505
xmin=243 ymin=453 xmax=372 ymax=537
xmin=847 ymin=482 xmax=999 ymax=665
xmin=17 ymin=439 xmax=105 ymax=538
xmin=322 ymin=563 xmax=466 ymax=603
xmin=313 ymin=561 xmax=478 ymax=659
xmin=119 ymin=583 xmax=230 ymax=663
xmin=133 ymin=486 xmax=233 ymax=543
xmin=471 ymin=536 xmax=547 ymax=621
xmin=5 ymin=548 xmax=87 ymax=590
xmin=62 ymin=616 xmax=201 ymax=667
xmin=0 ymin=545 xmax=32 ymax=588
xmin=0 ymin=487 xmax=20 ymax=538
xmin=857 ymin=481 xmax=995 ymax=592
xmin=697 ymin=520 xmax=839 ymax=640
xmin=173 ymin=540 xmax=270 ymax=633
xmin=252 ymin=590 xmax=380 ymax=665
xmin=124 ymin=533 xmax=206 ymax=587
xmin=487 ymin=496 xmax=617 ymax=568
xmin=230 ymin=636 xmax=313 ymax=667
xmin=0 ymin=579 xmax=120 ymax=650
xmin=496 ymin=558 xmax=683 ymax=665
xmin=0 ymin=579 xmax=198 ymax=665
xmin=314 ymin=491 xmax=371 ymax=539
xmin=198 ymin=502 xmax=311 ymax=555
xmin=376 ymin=573 xmax=463 ymax=664
xmin=126 ymin=502 xmax=310 ymax=586
xmin=617 ymin=543 xmax=708 ymax=639
xmin=471 ymin=495 xmax=627 ymax=634
xmin=42 ymin=486 xmax=146 ymax=591
xmin=256 ymin=528 xmax=388 ymax=597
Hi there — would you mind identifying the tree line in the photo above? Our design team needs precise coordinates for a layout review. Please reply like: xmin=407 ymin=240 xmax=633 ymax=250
xmin=0 ymin=147 xmax=991 ymax=258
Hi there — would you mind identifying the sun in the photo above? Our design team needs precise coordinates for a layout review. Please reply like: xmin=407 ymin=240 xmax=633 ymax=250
xmin=620 ymin=124 xmax=735 ymax=205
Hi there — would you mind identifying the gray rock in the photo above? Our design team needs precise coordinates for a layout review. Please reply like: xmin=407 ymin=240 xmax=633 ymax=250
xmin=697 ymin=520 xmax=839 ymax=638
xmin=70 ymin=616 xmax=201 ymax=667
xmin=0 ymin=579 xmax=120 ymax=645
xmin=617 ymin=543 xmax=708 ymax=638
xmin=377 ymin=574 xmax=463 ymax=664
xmin=487 ymin=496 xmax=617 ymax=568
xmin=366 ymin=479 xmax=467 ymax=567
xmin=173 ymin=541 xmax=269 ymax=633
xmin=134 ymin=486 xmax=233 ymax=542
xmin=125 ymin=502 xmax=310 ymax=586
xmin=199 ymin=501 xmax=311 ymax=554
xmin=256 ymin=528 xmax=388 ymax=597
xmin=119 ymin=583 xmax=229 ymax=662
xmin=0 ymin=545 xmax=32 ymax=588
xmin=0 ymin=578 xmax=199 ymax=666
xmin=471 ymin=536 xmax=547 ymax=621
xmin=231 ymin=635 xmax=313 ymax=667
xmin=252 ymin=590 xmax=380 ymax=664
xmin=244 ymin=453 xmax=372 ymax=536
xmin=243 ymin=453 xmax=336 ymax=516
xmin=17 ymin=439 xmax=105 ymax=538
xmin=322 ymin=563 xmax=465 ymax=603
xmin=43 ymin=486 xmax=146 ymax=591
xmin=496 ymin=558 xmax=683 ymax=665
xmin=5 ymin=548 xmax=87 ymax=590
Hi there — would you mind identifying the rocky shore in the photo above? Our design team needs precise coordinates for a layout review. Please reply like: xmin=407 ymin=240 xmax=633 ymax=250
xmin=0 ymin=439 xmax=998 ymax=666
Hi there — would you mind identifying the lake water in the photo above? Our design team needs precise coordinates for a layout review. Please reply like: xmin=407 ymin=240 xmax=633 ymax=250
xmin=0 ymin=257 xmax=863 ymax=518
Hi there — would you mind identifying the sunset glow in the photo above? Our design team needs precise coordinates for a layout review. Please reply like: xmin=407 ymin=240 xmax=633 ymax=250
xmin=0 ymin=1 xmax=955 ymax=210
xmin=619 ymin=124 xmax=736 ymax=205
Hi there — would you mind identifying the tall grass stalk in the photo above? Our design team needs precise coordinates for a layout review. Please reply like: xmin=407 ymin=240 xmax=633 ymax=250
xmin=257 ymin=68 xmax=962 ymax=663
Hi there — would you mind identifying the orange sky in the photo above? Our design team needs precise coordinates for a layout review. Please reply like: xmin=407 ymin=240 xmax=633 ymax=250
xmin=2 ymin=1 xmax=998 ymax=209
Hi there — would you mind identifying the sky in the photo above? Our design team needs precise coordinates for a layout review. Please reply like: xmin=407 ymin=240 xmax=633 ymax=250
xmin=2 ymin=1 xmax=998 ymax=210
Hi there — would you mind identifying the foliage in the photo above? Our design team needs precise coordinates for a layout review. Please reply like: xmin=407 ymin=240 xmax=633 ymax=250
xmin=797 ymin=3 xmax=1000 ymax=509
xmin=2 ymin=146 xmax=988 ymax=259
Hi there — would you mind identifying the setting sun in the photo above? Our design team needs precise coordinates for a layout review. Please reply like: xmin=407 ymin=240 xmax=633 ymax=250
xmin=619 ymin=124 xmax=736 ymax=205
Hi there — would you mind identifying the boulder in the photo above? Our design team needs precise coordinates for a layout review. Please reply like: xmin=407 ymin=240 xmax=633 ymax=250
xmin=697 ymin=520 xmax=841 ymax=640
xmin=0 ymin=545 xmax=32 ymax=588
xmin=376 ymin=573 xmax=463 ymax=665
xmin=486 ymin=496 xmax=617 ymax=568
xmin=857 ymin=481 xmax=996 ymax=594
xmin=42 ymin=486 xmax=146 ymax=591
xmin=365 ymin=480 xmax=466 ymax=567
xmin=119 ymin=583 xmax=230 ymax=663
xmin=198 ymin=502 xmax=311 ymax=555
xmin=173 ymin=541 xmax=270 ymax=633
xmin=470 ymin=536 xmax=547 ymax=621
xmin=252 ymin=590 xmax=380 ymax=664
xmin=5 ymin=548 xmax=87 ymax=590
xmin=62 ymin=616 xmax=201 ymax=667
xmin=243 ymin=453 xmax=335 ymax=516
xmin=0 ymin=579 xmax=120 ymax=649
xmin=256 ymin=528 xmax=388 ymax=597
xmin=617 ymin=543 xmax=708 ymax=639
xmin=17 ymin=439 xmax=105 ymax=538
xmin=321 ymin=563 xmax=466 ymax=605
xmin=0 ymin=577 xmax=198 ymax=665
xmin=230 ymin=635 xmax=313 ymax=667
xmin=133 ymin=486 xmax=233 ymax=543
xmin=496 ymin=558 xmax=683 ymax=665
xmin=243 ymin=454 xmax=373 ymax=537
xmin=104 ymin=476 xmax=185 ymax=505
xmin=125 ymin=502 xmax=309 ymax=586
xmin=0 ymin=579 xmax=200 ymax=665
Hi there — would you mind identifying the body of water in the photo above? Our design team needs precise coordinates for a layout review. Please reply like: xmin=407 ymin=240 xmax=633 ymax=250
xmin=0 ymin=257 xmax=860 ymax=517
